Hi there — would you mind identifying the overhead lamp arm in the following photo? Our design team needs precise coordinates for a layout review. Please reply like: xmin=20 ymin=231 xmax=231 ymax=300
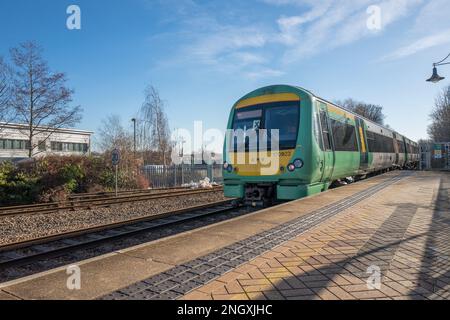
xmin=434 ymin=52 xmax=450 ymax=66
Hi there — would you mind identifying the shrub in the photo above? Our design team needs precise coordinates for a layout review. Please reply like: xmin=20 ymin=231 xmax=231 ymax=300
xmin=0 ymin=154 xmax=147 ymax=205
xmin=60 ymin=163 xmax=85 ymax=193
xmin=0 ymin=161 xmax=40 ymax=206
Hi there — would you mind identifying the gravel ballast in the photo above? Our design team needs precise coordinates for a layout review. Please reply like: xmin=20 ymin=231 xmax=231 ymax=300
xmin=0 ymin=191 xmax=227 ymax=245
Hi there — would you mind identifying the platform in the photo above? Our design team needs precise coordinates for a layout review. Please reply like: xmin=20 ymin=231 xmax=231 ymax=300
xmin=0 ymin=171 xmax=448 ymax=300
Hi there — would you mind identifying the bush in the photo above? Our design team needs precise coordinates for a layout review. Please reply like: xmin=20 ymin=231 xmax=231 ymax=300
xmin=0 ymin=161 xmax=40 ymax=206
xmin=60 ymin=163 xmax=85 ymax=193
xmin=0 ymin=154 xmax=146 ymax=205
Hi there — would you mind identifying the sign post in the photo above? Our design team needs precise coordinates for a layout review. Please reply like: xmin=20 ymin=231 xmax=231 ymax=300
xmin=111 ymin=148 xmax=120 ymax=197
xmin=446 ymin=143 xmax=450 ymax=170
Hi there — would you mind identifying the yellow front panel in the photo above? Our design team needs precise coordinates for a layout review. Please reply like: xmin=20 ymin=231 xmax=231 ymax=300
xmin=229 ymin=150 xmax=295 ymax=176
xmin=236 ymin=93 xmax=300 ymax=109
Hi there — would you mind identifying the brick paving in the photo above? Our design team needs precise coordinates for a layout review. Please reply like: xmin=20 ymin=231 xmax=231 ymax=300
xmin=180 ymin=172 xmax=450 ymax=300
xmin=103 ymin=172 xmax=408 ymax=300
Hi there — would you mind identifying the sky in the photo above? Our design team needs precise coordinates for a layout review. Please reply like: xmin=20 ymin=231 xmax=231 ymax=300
xmin=0 ymin=0 xmax=450 ymax=152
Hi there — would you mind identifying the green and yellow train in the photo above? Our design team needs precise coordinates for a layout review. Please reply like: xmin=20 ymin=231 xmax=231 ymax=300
xmin=222 ymin=85 xmax=419 ymax=205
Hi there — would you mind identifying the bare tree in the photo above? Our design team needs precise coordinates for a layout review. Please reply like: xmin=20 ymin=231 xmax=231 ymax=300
xmin=0 ymin=57 xmax=14 ymax=132
xmin=9 ymin=41 xmax=82 ymax=157
xmin=138 ymin=86 xmax=171 ymax=165
xmin=97 ymin=115 xmax=141 ymax=187
xmin=97 ymin=115 xmax=133 ymax=153
xmin=428 ymin=85 xmax=450 ymax=142
xmin=336 ymin=98 xmax=386 ymax=125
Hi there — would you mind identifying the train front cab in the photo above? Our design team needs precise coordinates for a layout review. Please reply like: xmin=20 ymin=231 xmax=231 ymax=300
xmin=223 ymin=86 xmax=329 ymax=205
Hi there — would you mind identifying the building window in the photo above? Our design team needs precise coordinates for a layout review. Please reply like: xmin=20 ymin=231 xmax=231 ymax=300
xmin=50 ymin=141 xmax=88 ymax=153
xmin=38 ymin=141 xmax=46 ymax=151
xmin=51 ymin=142 xmax=63 ymax=151
xmin=0 ymin=139 xmax=29 ymax=150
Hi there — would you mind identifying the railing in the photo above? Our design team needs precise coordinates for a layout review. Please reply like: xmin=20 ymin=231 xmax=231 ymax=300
xmin=420 ymin=142 xmax=450 ymax=170
xmin=142 ymin=164 xmax=223 ymax=188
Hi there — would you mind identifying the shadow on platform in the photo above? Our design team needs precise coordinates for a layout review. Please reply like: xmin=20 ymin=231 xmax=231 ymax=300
xmin=254 ymin=173 xmax=450 ymax=300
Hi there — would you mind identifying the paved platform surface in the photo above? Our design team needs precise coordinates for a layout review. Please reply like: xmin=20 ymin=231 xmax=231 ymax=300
xmin=181 ymin=171 xmax=450 ymax=300
xmin=0 ymin=171 xmax=448 ymax=300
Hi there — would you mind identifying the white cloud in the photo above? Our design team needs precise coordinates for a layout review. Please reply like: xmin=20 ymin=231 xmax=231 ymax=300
xmin=188 ymin=26 xmax=267 ymax=65
xmin=244 ymin=67 xmax=285 ymax=80
xmin=154 ymin=0 xmax=431 ymax=78
xmin=382 ymin=29 xmax=450 ymax=61
xmin=275 ymin=1 xmax=334 ymax=45
xmin=278 ymin=0 xmax=422 ymax=62
xmin=382 ymin=0 xmax=450 ymax=61
xmin=413 ymin=0 xmax=450 ymax=35
xmin=229 ymin=52 xmax=267 ymax=66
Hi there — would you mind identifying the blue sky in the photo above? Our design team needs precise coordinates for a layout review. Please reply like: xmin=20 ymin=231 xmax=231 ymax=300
xmin=1 ymin=0 xmax=449 ymax=150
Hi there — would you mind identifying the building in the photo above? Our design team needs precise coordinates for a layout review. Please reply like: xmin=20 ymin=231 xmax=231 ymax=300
xmin=0 ymin=122 xmax=93 ymax=161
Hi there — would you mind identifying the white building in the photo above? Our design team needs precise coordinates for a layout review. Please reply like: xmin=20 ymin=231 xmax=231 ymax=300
xmin=0 ymin=122 xmax=93 ymax=161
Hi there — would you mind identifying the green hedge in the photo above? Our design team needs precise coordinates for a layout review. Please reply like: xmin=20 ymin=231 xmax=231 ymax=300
xmin=0 ymin=155 xmax=147 ymax=206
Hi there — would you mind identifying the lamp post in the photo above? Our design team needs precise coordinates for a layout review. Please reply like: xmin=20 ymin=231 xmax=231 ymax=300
xmin=131 ymin=118 xmax=136 ymax=159
xmin=427 ymin=52 xmax=450 ymax=83
xmin=179 ymin=137 xmax=185 ymax=185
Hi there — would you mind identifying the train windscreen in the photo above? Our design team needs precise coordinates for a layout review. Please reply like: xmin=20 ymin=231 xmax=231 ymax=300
xmin=232 ymin=101 xmax=299 ymax=151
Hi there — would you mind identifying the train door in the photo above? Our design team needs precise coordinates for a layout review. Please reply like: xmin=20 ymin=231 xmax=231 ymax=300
xmin=392 ymin=133 xmax=400 ymax=165
xmin=318 ymin=102 xmax=335 ymax=183
xmin=355 ymin=117 xmax=369 ymax=171
xmin=403 ymin=137 xmax=409 ymax=163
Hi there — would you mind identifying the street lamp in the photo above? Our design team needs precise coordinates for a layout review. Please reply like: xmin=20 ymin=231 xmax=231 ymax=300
xmin=131 ymin=118 xmax=136 ymax=158
xmin=427 ymin=52 xmax=450 ymax=83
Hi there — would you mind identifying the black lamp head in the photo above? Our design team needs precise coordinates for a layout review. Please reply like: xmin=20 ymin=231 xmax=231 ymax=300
xmin=427 ymin=66 xmax=445 ymax=83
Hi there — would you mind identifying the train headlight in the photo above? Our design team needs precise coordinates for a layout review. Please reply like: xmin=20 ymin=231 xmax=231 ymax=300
xmin=293 ymin=159 xmax=304 ymax=169
xmin=287 ymin=163 xmax=296 ymax=172
xmin=223 ymin=162 xmax=229 ymax=170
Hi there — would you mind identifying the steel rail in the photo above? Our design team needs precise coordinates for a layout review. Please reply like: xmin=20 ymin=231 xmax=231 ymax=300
xmin=0 ymin=199 xmax=238 ymax=268
xmin=67 ymin=186 xmax=200 ymax=200
xmin=0 ymin=187 xmax=223 ymax=217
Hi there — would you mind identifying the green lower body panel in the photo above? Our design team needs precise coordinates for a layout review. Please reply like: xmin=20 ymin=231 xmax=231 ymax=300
xmin=224 ymin=184 xmax=244 ymax=198
xmin=277 ymin=183 xmax=325 ymax=200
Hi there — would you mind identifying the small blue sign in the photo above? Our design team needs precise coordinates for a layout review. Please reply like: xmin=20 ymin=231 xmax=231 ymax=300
xmin=112 ymin=149 xmax=120 ymax=166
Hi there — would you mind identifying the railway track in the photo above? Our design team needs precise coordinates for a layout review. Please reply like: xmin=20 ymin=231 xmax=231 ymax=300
xmin=0 ymin=199 xmax=253 ymax=272
xmin=0 ymin=172 xmax=409 ymax=284
xmin=0 ymin=186 xmax=223 ymax=217
xmin=67 ymin=186 xmax=201 ymax=200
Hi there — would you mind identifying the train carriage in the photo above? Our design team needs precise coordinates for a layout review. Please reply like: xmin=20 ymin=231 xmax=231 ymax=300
xmin=223 ymin=85 xmax=419 ymax=205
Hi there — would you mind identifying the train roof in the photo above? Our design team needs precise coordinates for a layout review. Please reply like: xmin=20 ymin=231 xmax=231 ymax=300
xmin=291 ymin=85 xmax=416 ymax=144
xmin=234 ymin=84 xmax=416 ymax=144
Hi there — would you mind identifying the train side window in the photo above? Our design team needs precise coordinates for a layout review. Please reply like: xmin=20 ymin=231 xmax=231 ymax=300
xmin=330 ymin=119 xmax=358 ymax=152
xmin=366 ymin=131 xmax=376 ymax=152
xmin=375 ymin=134 xmax=384 ymax=152
xmin=398 ymin=140 xmax=406 ymax=153
xmin=319 ymin=110 xmax=332 ymax=151
xmin=367 ymin=131 xmax=395 ymax=153
xmin=386 ymin=136 xmax=395 ymax=153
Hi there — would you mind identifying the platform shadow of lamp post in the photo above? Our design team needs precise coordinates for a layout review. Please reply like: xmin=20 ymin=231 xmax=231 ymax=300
xmin=427 ymin=53 xmax=450 ymax=83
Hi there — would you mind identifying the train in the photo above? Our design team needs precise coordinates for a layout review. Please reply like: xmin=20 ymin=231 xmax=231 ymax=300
xmin=222 ymin=85 xmax=419 ymax=206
